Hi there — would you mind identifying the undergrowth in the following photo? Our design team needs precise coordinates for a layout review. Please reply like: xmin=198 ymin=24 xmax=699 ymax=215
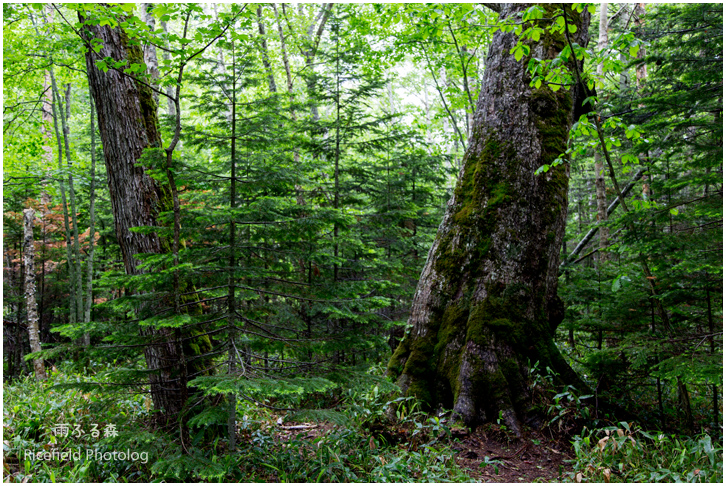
xmin=529 ymin=361 xmax=723 ymax=483
xmin=3 ymin=362 xmax=470 ymax=482
xmin=6 ymin=360 xmax=720 ymax=483
xmin=565 ymin=423 xmax=722 ymax=483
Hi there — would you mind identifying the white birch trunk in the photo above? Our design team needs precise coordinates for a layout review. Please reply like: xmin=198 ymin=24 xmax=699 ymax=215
xmin=24 ymin=209 xmax=47 ymax=381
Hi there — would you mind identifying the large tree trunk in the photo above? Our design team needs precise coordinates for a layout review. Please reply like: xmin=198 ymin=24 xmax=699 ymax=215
xmin=388 ymin=4 xmax=590 ymax=434
xmin=80 ymin=11 xmax=187 ymax=422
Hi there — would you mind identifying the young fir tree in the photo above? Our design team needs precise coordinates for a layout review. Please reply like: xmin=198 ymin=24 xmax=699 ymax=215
xmin=558 ymin=2 xmax=722 ymax=432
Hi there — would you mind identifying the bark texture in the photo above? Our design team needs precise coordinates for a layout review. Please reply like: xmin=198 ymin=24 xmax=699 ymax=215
xmin=24 ymin=209 xmax=47 ymax=381
xmin=388 ymin=4 xmax=590 ymax=433
xmin=81 ymin=13 xmax=202 ymax=421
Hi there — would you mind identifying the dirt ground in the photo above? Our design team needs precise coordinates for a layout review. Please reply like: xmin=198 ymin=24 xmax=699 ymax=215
xmin=451 ymin=426 xmax=574 ymax=483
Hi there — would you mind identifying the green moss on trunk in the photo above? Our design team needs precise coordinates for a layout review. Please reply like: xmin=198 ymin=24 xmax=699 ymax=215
xmin=389 ymin=4 xmax=591 ymax=430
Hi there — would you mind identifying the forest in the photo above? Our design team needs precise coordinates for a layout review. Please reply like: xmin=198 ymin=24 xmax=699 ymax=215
xmin=2 ymin=2 xmax=723 ymax=482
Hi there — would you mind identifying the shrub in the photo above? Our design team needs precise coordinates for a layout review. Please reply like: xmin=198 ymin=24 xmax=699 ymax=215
xmin=566 ymin=422 xmax=723 ymax=483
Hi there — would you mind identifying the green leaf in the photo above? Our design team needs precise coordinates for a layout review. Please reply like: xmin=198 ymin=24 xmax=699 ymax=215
xmin=568 ymin=23 xmax=577 ymax=34
xmin=670 ymin=208 xmax=679 ymax=216
xmin=611 ymin=275 xmax=631 ymax=292
xmin=514 ymin=46 xmax=524 ymax=62
xmin=95 ymin=60 xmax=109 ymax=73
xmin=535 ymin=164 xmax=550 ymax=175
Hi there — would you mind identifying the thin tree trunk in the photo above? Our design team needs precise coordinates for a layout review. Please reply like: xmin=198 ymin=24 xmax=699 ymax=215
xmin=619 ymin=4 xmax=631 ymax=92
xmin=447 ymin=22 xmax=475 ymax=116
xmin=63 ymin=83 xmax=84 ymax=324
xmin=656 ymin=372 xmax=665 ymax=429
xmin=160 ymin=20 xmax=175 ymax=117
xmin=141 ymin=3 xmax=160 ymax=106
xmin=706 ymin=286 xmax=720 ymax=428
xmin=271 ymin=3 xmax=294 ymax=95
xmin=300 ymin=3 xmax=333 ymax=122
xmin=50 ymin=75 xmax=84 ymax=324
xmin=24 ymin=208 xmax=47 ymax=381
xmin=227 ymin=33 xmax=238 ymax=451
xmin=424 ymin=50 xmax=466 ymax=151
xmin=47 ymin=70 xmax=77 ymax=325
xmin=83 ymin=92 xmax=98 ymax=347
xmin=389 ymin=4 xmax=591 ymax=433
xmin=677 ymin=377 xmax=694 ymax=433
xmin=633 ymin=3 xmax=648 ymax=90
xmin=333 ymin=16 xmax=340 ymax=284
xmin=271 ymin=3 xmax=299 ymax=163
xmin=256 ymin=5 xmax=277 ymax=94
xmin=595 ymin=2 xmax=609 ymax=262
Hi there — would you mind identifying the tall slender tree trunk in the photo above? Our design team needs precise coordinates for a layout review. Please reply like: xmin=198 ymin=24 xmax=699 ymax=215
xmin=256 ymin=5 xmax=277 ymax=94
xmin=50 ymin=77 xmax=84 ymax=323
xmin=47 ymin=70 xmax=77 ymax=326
xmin=271 ymin=3 xmax=299 ymax=164
xmin=633 ymin=4 xmax=648 ymax=90
xmin=227 ymin=34 xmax=238 ymax=451
xmin=619 ymin=4 xmax=631 ymax=92
xmin=83 ymin=92 xmax=98 ymax=347
xmin=272 ymin=3 xmax=294 ymax=95
xmin=388 ymin=4 xmax=590 ymax=433
xmin=24 ymin=208 xmax=47 ymax=381
xmin=705 ymin=286 xmax=720 ymax=428
xmin=300 ymin=3 xmax=333 ymax=122
xmin=160 ymin=20 xmax=175 ymax=117
xmin=141 ymin=3 xmax=160 ymax=106
xmin=595 ymin=2 xmax=609 ymax=262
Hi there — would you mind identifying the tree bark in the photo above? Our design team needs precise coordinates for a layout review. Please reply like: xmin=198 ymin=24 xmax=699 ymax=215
xmin=595 ymin=2 xmax=609 ymax=262
xmin=256 ymin=5 xmax=277 ymax=94
xmin=272 ymin=3 xmax=294 ymax=95
xmin=300 ymin=3 xmax=333 ymax=122
xmin=160 ymin=20 xmax=175 ymax=117
xmin=633 ymin=3 xmax=648 ymax=90
xmin=83 ymin=91 xmax=98 ymax=347
xmin=80 ymin=11 xmax=187 ymax=422
xmin=24 ymin=208 xmax=47 ymax=381
xmin=388 ymin=4 xmax=590 ymax=433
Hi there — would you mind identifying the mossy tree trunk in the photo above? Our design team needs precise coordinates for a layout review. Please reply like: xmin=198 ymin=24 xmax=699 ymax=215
xmin=388 ymin=4 xmax=590 ymax=434
xmin=80 ymin=11 xmax=210 ymax=425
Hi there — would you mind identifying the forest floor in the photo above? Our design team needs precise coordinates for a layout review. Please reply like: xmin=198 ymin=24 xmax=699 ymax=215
xmin=452 ymin=426 xmax=573 ymax=482
xmin=272 ymin=419 xmax=574 ymax=483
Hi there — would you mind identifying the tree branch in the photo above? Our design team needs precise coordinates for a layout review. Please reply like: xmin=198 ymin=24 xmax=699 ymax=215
xmin=564 ymin=167 xmax=647 ymax=263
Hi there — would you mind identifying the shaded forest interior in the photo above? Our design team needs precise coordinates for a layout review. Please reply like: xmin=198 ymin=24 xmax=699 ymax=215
xmin=3 ymin=3 xmax=723 ymax=482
